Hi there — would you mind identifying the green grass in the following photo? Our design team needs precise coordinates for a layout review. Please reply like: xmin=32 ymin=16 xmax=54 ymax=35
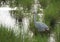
xmin=54 ymin=23 xmax=60 ymax=42
xmin=0 ymin=24 xmax=49 ymax=42
xmin=32 ymin=33 xmax=48 ymax=42
xmin=0 ymin=26 xmax=21 ymax=42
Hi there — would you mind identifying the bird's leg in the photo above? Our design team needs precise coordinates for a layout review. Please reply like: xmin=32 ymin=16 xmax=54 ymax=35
xmin=39 ymin=30 xmax=50 ymax=37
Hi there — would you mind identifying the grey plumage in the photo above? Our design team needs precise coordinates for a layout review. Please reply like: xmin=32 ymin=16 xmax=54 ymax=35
xmin=33 ymin=12 xmax=49 ymax=32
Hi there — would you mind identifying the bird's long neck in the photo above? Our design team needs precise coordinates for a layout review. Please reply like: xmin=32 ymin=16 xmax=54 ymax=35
xmin=33 ymin=0 xmax=38 ymax=23
xmin=33 ymin=13 xmax=37 ymax=23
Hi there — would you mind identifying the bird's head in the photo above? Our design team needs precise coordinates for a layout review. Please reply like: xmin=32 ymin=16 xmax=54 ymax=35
xmin=45 ymin=28 xmax=50 ymax=32
xmin=46 ymin=28 xmax=49 ymax=31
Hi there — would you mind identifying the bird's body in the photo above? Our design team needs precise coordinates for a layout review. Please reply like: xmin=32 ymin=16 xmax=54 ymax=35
xmin=33 ymin=12 xmax=49 ymax=32
xmin=33 ymin=0 xmax=49 ymax=33
xmin=34 ymin=22 xmax=49 ymax=31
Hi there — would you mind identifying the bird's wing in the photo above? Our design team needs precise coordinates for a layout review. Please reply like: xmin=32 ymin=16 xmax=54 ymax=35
xmin=35 ymin=22 xmax=48 ymax=31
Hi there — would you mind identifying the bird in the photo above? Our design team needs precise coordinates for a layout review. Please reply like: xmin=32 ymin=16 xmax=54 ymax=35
xmin=33 ymin=12 xmax=49 ymax=32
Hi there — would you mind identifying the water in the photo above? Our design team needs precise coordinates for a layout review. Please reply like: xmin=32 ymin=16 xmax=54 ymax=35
xmin=0 ymin=2 xmax=33 ymax=42
xmin=0 ymin=0 xmax=56 ymax=42
xmin=0 ymin=3 xmax=20 ymax=35
xmin=0 ymin=9 xmax=16 ymax=28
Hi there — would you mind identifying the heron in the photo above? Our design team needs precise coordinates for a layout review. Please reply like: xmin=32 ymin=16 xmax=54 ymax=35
xmin=33 ymin=12 xmax=49 ymax=32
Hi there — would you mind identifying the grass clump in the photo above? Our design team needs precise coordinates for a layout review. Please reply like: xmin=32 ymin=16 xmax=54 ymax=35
xmin=0 ymin=26 xmax=20 ymax=42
